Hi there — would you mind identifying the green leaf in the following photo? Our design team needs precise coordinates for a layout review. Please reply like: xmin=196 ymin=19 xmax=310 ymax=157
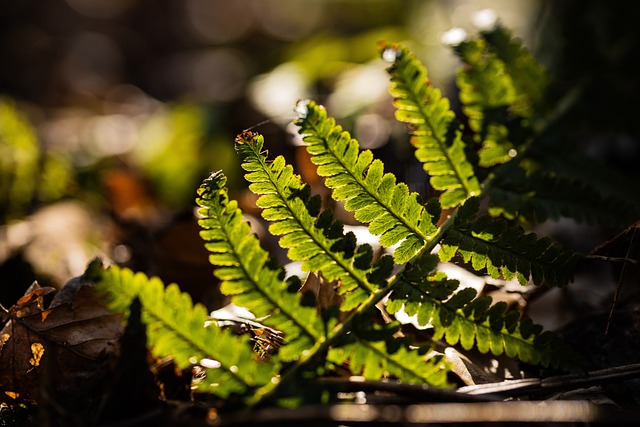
xmin=454 ymin=25 xmax=548 ymax=167
xmin=234 ymin=131 xmax=388 ymax=310
xmin=380 ymin=43 xmax=481 ymax=208
xmin=197 ymin=170 xmax=325 ymax=361
xmin=443 ymin=198 xmax=582 ymax=287
xmin=328 ymin=322 xmax=450 ymax=387
xmin=489 ymin=164 xmax=640 ymax=227
xmin=97 ymin=265 xmax=277 ymax=398
xmin=387 ymin=262 xmax=581 ymax=371
xmin=295 ymin=100 xmax=439 ymax=264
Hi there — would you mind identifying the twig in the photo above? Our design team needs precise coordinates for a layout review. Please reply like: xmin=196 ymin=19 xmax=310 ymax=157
xmin=458 ymin=362 xmax=640 ymax=397
xmin=318 ymin=377 xmax=500 ymax=403
xmin=606 ymin=224 xmax=639 ymax=335
xmin=585 ymin=254 xmax=638 ymax=265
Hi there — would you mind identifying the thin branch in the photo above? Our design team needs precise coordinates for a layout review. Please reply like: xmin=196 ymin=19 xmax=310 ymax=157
xmin=458 ymin=362 xmax=640 ymax=397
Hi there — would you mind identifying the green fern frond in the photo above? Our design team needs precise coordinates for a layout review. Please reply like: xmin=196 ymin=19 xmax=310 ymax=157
xmin=97 ymin=265 xmax=277 ymax=398
xmin=235 ymin=131 xmax=391 ymax=311
xmin=455 ymin=39 xmax=517 ymax=167
xmin=386 ymin=255 xmax=579 ymax=371
xmin=489 ymin=165 xmax=640 ymax=227
xmin=196 ymin=170 xmax=325 ymax=361
xmin=328 ymin=325 xmax=450 ymax=387
xmin=441 ymin=198 xmax=582 ymax=287
xmin=454 ymin=25 xmax=547 ymax=167
xmin=294 ymin=100 xmax=439 ymax=264
xmin=480 ymin=24 xmax=549 ymax=110
xmin=380 ymin=43 xmax=481 ymax=208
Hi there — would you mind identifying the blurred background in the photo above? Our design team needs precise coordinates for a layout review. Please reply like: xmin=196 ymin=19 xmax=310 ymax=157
xmin=1 ymin=0 xmax=639 ymax=313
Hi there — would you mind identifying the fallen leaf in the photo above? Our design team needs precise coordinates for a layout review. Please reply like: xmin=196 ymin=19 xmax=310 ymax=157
xmin=0 ymin=279 xmax=123 ymax=405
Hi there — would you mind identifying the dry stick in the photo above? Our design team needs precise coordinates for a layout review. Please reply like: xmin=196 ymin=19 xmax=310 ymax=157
xmin=458 ymin=362 xmax=640 ymax=397
xmin=605 ymin=224 xmax=639 ymax=335
xmin=318 ymin=377 xmax=501 ymax=403
xmin=585 ymin=254 xmax=638 ymax=265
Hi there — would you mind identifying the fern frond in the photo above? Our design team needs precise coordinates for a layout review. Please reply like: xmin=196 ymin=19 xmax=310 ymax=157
xmin=455 ymin=39 xmax=517 ymax=167
xmin=454 ymin=26 xmax=547 ymax=167
xmin=386 ymin=255 xmax=579 ymax=371
xmin=441 ymin=198 xmax=582 ymax=287
xmin=294 ymin=100 xmax=439 ymax=264
xmin=196 ymin=171 xmax=325 ymax=361
xmin=235 ymin=131 xmax=391 ymax=311
xmin=328 ymin=324 xmax=450 ymax=387
xmin=489 ymin=165 xmax=640 ymax=227
xmin=480 ymin=24 xmax=549 ymax=110
xmin=97 ymin=265 xmax=277 ymax=398
xmin=380 ymin=43 xmax=481 ymax=208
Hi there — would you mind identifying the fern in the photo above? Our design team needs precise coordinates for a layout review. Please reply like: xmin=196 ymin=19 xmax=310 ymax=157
xmin=328 ymin=326 xmax=449 ymax=384
xmin=93 ymin=29 xmax=612 ymax=410
xmin=385 ymin=255 xmax=577 ymax=371
xmin=234 ymin=130 xmax=391 ymax=310
xmin=198 ymin=149 xmax=451 ymax=401
xmin=488 ymin=163 xmax=640 ymax=227
xmin=480 ymin=24 xmax=549 ymax=110
xmin=96 ymin=265 xmax=277 ymax=398
xmin=294 ymin=100 xmax=439 ymax=264
xmin=454 ymin=24 xmax=548 ymax=167
xmin=196 ymin=170 xmax=325 ymax=361
xmin=441 ymin=198 xmax=582 ymax=287
xmin=380 ymin=43 xmax=481 ymax=208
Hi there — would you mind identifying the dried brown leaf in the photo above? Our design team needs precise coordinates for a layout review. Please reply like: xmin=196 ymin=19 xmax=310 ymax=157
xmin=0 ymin=280 xmax=122 ymax=405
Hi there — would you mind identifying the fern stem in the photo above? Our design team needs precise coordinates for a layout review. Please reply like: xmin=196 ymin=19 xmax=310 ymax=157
xmin=247 ymin=212 xmax=462 ymax=406
xmin=247 ymin=285 xmax=392 ymax=406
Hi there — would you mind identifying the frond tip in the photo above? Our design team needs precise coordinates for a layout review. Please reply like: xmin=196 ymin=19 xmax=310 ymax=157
xmin=380 ymin=42 xmax=481 ymax=208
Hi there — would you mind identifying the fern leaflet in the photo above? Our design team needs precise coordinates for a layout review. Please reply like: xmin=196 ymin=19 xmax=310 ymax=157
xmin=294 ymin=100 xmax=439 ymax=264
xmin=328 ymin=322 xmax=450 ymax=386
xmin=489 ymin=164 xmax=640 ymax=227
xmin=454 ymin=25 xmax=548 ymax=167
xmin=386 ymin=255 xmax=579 ymax=371
xmin=235 ymin=131 xmax=392 ymax=311
xmin=196 ymin=171 xmax=325 ymax=361
xmin=480 ymin=24 xmax=549 ymax=111
xmin=380 ymin=43 xmax=481 ymax=208
xmin=441 ymin=198 xmax=582 ymax=287
xmin=97 ymin=265 xmax=276 ymax=398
